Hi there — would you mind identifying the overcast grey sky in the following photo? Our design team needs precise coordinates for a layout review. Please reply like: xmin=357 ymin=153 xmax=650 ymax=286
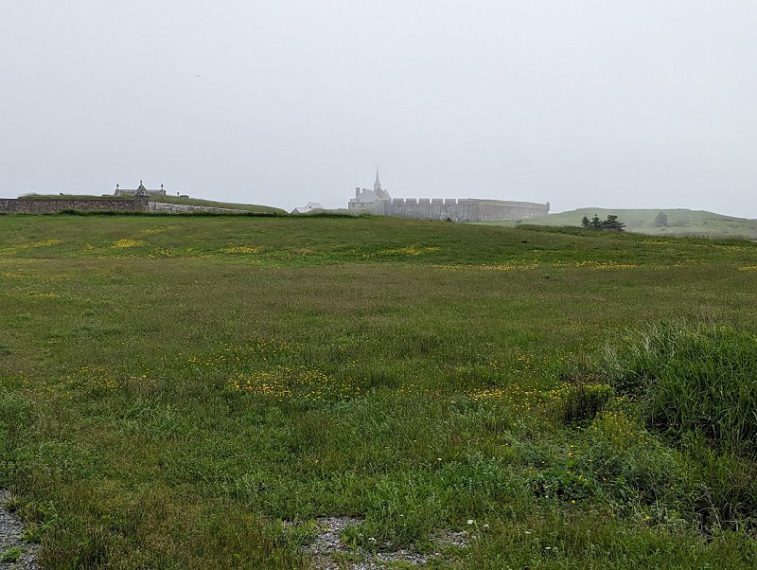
xmin=2 ymin=1 xmax=756 ymax=216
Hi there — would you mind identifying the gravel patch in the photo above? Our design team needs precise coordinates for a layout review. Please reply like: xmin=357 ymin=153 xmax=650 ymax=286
xmin=436 ymin=530 xmax=469 ymax=549
xmin=0 ymin=491 xmax=39 ymax=570
xmin=299 ymin=516 xmax=470 ymax=569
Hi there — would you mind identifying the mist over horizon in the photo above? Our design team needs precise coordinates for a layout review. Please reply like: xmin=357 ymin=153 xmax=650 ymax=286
xmin=2 ymin=1 xmax=756 ymax=218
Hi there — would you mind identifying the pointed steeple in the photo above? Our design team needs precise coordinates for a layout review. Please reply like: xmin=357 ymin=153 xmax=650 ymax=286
xmin=373 ymin=169 xmax=382 ymax=192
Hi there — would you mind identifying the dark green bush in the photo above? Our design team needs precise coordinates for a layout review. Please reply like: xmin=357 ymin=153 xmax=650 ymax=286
xmin=529 ymin=465 xmax=599 ymax=502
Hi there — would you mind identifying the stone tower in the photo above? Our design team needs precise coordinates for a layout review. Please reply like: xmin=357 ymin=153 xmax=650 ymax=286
xmin=373 ymin=169 xmax=390 ymax=200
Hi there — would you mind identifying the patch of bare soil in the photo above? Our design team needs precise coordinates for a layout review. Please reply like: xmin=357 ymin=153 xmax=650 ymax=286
xmin=301 ymin=517 xmax=469 ymax=569
xmin=0 ymin=491 xmax=39 ymax=570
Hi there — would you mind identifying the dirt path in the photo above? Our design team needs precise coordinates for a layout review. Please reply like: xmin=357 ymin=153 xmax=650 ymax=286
xmin=0 ymin=491 xmax=39 ymax=570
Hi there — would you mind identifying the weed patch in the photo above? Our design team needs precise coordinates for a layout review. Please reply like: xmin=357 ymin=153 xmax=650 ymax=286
xmin=552 ymin=379 xmax=614 ymax=425
xmin=605 ymin=322 xmax=757 ymax=456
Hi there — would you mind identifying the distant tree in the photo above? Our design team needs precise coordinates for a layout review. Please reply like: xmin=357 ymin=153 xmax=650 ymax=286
xmin=584 ymin=214 xmax=626 ymax=232
xmin=601 ymin=215 xmax=626 ymax=232
xmin=654 ymin=211 xmax=669 ymax=227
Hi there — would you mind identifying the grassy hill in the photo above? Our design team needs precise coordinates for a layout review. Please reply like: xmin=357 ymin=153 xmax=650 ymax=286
xmin=0 ymin=216 xmax=755 ymax=568
xmin=482 ymin=208 xmax=757 ymax=239
xmin=149 ymin=194 xmax=286 ymax=214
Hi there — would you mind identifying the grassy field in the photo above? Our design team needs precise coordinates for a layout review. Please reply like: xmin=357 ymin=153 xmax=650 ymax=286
xmin=480 ymin=208 xmax=757 ymax=240
xmin=0 ymin=215 xmax=755 ymax=568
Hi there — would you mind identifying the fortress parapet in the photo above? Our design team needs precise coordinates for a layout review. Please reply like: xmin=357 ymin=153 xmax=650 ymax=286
xmin=347 ymin=171 xmax=549 ymax=222
xmin=380 ymin=197 xmax=548 ymax=222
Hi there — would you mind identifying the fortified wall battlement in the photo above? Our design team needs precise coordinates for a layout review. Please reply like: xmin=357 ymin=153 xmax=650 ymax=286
xmin=385 ymin=198 xmax=548 ymax=222
xmin=0 ymin=197 xmax=149 ymax=214
xmin=347 ymin=171 xmax=549 ymax=222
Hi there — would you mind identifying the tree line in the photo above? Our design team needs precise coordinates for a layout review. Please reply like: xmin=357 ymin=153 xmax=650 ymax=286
xmin=581 ymin=214 xmax=626 ymax=232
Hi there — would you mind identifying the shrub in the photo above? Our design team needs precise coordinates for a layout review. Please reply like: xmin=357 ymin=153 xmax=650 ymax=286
xmin=558 ymin=383 xmax=614 ymax=425
xmin=578 ymin=412 xmax=693 ymax=508
xmin=529 ymin=465 xmax=598 ymax=502
xmin=654 ymin=211 xmax=669 ymax=227
xmin=604 ymin=323 xmax=757 ymax=456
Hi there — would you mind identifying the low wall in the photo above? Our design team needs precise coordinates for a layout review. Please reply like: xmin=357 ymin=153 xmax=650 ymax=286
xmin=148 ymin=202 xmax=249 ymax=214
xmin=0 ymin=197 xmax=149 ymax=214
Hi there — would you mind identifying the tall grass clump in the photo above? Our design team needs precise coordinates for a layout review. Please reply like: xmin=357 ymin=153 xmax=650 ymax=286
xmin=604 ymin=322 xmax=757 ymax=457
xmin=553 ymin=373 xmax=614 ymax=425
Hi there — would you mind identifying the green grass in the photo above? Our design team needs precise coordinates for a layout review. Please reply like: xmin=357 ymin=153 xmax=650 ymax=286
xmin=0 ymin=215 xmax=755 ymax=568
xmin=606 ymin=323 xmax=757 ymax=455
xmin=480 ymin=207 xmax=757 ymax=239
xmin=0 ymin=547 xmax=22 ymax=562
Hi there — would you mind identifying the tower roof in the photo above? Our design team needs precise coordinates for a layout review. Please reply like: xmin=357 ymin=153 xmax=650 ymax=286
xmin=373 ymin=169 xmax=382 ymax=192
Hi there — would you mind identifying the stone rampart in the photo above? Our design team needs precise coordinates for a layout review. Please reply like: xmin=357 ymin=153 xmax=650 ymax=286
xmin=0 ymin=197 xmax=149 ymax=214
xmin=148 ymin=202 xmax=249 ymax=214
xmin=382 ymin=198 xmax=548 ymax=222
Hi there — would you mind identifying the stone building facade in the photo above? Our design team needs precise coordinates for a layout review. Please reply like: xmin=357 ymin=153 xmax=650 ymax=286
xmin=348 ymin=172 xmax=549 ymax=221
xmin=114 ymin=181 xmax=167 ymax=197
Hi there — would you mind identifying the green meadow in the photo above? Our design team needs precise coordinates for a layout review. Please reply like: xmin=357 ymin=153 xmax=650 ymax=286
xmin=0 ymin=215 xmax=755 ymax=568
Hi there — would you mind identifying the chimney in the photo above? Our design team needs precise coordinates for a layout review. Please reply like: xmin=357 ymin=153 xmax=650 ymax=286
xmin=355 ymin=187 xmax=360 ymax=197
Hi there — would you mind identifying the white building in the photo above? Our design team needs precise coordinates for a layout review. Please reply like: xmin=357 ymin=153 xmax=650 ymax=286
xmin=291 ymin=202 xmax=324 ymax=214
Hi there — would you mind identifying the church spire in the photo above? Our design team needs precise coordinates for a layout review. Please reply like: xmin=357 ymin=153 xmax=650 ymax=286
xmin=373 ymin=169 xmax=382 ymax=192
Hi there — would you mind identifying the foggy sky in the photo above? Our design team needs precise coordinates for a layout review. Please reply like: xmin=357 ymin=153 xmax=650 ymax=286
xmin=2 ymin=1 xmax=756 ymax=217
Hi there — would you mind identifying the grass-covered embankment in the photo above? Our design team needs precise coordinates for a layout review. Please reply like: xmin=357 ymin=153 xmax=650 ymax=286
xmin=148 ymin=194 xmax=286 ymax=214
xmin=0 ymin=215 xmax=755 ymax=567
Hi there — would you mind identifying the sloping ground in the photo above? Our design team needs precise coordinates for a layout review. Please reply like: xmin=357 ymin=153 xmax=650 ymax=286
xmin=148 ymin=201 xmax=250 ymax=214
xmin=481 ymin=208 xmax=757 ymax=239
xmin=149 ymin=195 xmax=285 ymax=214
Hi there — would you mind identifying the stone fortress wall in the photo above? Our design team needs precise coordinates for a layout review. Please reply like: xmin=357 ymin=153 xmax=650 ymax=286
xmin=0 ymin=198 xmax=257 ymax=215
xmin=1 ymin=181 xmax=258 ymax=215
xmin=148 ymin=201 xmax=249 ymax=214
xmin=384 ymin=198 xmax=548 ymax=222
xmin=0 ymin=197 xmax=149 ymax=214
xmin=348 ymin=172 xmax=549 ymax=222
